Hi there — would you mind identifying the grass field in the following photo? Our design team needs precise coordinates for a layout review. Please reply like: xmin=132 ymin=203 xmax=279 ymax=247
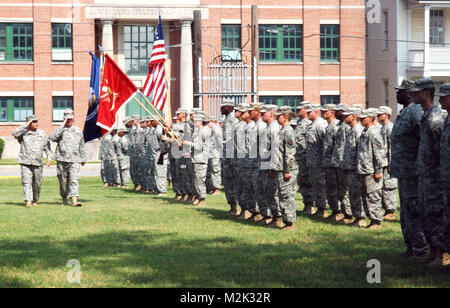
xmin=0 ymin=159 xmax=99 ymax=166
xmin=0 ymin=177 xmax=448 ymax=288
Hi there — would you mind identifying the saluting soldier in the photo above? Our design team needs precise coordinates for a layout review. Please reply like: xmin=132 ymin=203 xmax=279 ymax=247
xmin=12 ymin=115 xmax=52 ymax=208
xmin=49 ymin=109 xmax=86 ymax=207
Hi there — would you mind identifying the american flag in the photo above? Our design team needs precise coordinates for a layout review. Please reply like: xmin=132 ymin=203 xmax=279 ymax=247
xmin=142 ymin=15 xmax=167 ymax=111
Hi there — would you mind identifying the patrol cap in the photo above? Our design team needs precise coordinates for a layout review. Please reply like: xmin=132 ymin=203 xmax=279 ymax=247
xmin=221 ymin=98 xmax=235 ymax=107
xmin=190 ymin=108 xmax=201 ymax=115
xmin=176 ymin=108 xmax=189 ymax=115
xmin=343 ymin=107 xmax=361 ymax=117
xmin=193 ymin=114 xmax=205 ymax=122
xmin=410 ymin=78 xmax=435 ymax=92
xmin=320 ymin=104 xmax=337 ymax=112
xmin=63 ymin=109 xmax=74 ymax=120
xmin=260 ymin=104 xmax=279 ymax=113
xmin=275 ymin=106 xmax=293 ymax=116
xmin=133 ymin=114 xmax=141 ymax=120
xmin=377 ymin=106 xmax=393 ymax=116
xmin=206 ymin=116 xmax=217 ymax=122
xmin=248 ymin=102 xmax=265 ymax=111
xmin=436 ymin=83 xmax=450 ymax=97
xmin=298 ymin=101 xmax=313 ymax=110
xmin=26 ymin=115 xmax=38 ymax=122
xmin=139 ymin=118 xmax=146 ymax=123
xmin=352 ymin=104 xmax=365 ymax=110
xmin=123 ymin=116 xmax=132 ymax=124
xmin=395 ymin=79 xmax=415 ymax=91
xmin=306 ymin=104 xmax=322 ymax=113
xmin=290 ymin=119 xmax=299 ymax=126
xmin=335 ymin=103 xmax=350 ymax=111
xmin=359 ymin=110 xmax=377 ymax=119
xmin=118 ymin=128 xmax=128 ymax=133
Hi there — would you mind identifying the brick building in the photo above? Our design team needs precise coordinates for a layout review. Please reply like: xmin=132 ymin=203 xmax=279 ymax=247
xmin=0 ymin=0 xmax=366 ymax=158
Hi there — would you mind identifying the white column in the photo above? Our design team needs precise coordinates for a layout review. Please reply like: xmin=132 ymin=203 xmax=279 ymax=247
xmin=424 ymin=6 xmax=430 ymax=75
xmin=102 ymin=20 xmax=114 ymax=55
xmin=180 ymin=20 xmax=194 ymax=110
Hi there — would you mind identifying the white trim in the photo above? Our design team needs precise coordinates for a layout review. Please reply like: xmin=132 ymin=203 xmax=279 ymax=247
xmin=258 ymin=19 xmax=303 ymax=24
xmin=320 ymin=90 xmax=340 ymax=95
xmin=0 ymin=91 xmax=34 ymax=96
xmin=207 ymin=5 xmax=365 ymax=9
xmin=221 ymin=19 xmax=242 ymax=24
xmin=52 ymin=91 xmax=74 ymax=96
xmin=320 ymin=20 xmax=340 ymax=24
xmin=0 ymin=18 xmax=33 ymax=22
xmin=0 ymin=3 xmax=85 ymax=7
xmin=0 ymin=77 xmax=90 ymax=81
xmin=259 ymin=91 xmax=304 ymax=96
xmin=51 ymin=18 xmax=73 ymax=24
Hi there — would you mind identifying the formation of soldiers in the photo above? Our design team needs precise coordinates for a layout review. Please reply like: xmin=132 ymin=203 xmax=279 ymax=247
xmin=13 ymin=110 xmax=86 ymax=207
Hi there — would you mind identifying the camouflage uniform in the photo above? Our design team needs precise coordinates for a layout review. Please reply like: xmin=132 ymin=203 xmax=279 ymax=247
xmin=98 ymin=134 xmax=108 ymax=184
xmin=189 ymin=124 xmax=209 ymax=200
xmin=153 ymin=125 xmax=169 ymax=194
xmin=49 ymin=125 xmax=86 ymax=199
xmin=206 ymin=124 xmax=222 ymax=192
xmin=391 ymin=103 xmax=427 ymax=253
xmin=441 ymin=115 xmax=450 ymax=253
xmin=108 ymin=134 xmax=121 ymax=185
xmin=357 ymin=125 xmax=385 ymax=223
xmin=322 ymin=118 xmax=341 ymax=212
xmin=128 ymin=125 xmax=141 ymax=187
xmin=116 ymin=133 xmax=130 ymax=187
xmin=332 ymin=119 xmax=352 ymax=216
xmin=181 ymin=121 xmax=195 ymax=197
xmin=342 ymin=122 xmax=364 ymax=218
xmin=222 ymin=112 xmax=239 ymax=206
xmin=171 ymin=124 xmax=184 ymax=196
xmin=12 ymin=123 xmax=52 ymax=202
xmin=416 ymin=105 xmax=446 ymax=252
xmin=254 ymin=117 xmax=268 ymax=216
xmin=235 ymin=120 xmax=247 ymax=209
xmin=241 ymin=120 xmax=259 ymax=214
xmin=274 ymin=122 xmax=298 ymax=224
xmin=294 ymin=117 xmax=314 ymax=207
xmin=380 ymin=120 xmax=398 ymax=212
xmin=306 ymin=117 xmax=328 ymax=209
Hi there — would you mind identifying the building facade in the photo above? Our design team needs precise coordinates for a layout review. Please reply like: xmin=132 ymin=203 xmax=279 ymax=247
xmin=366 ymin=0 xmax=450 ymax=116
xmin=0 ymin=0 xmax=366 ymax=158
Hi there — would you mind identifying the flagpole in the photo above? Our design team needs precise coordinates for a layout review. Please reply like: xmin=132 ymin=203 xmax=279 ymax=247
xmin=132 ymin=97 xmax=182 ymax=145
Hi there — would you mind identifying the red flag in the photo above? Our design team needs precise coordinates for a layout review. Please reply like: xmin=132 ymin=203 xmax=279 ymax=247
xmin=97 ymin=53 xmax=138 ymax=132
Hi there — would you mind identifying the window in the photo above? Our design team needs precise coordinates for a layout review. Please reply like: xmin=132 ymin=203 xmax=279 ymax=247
xmin=320 ymin=95 xmax=340 ymax=106
xmin=430 ymin=10 xmax=444 ymax=46
xmin=0 ymin=23 xmax=33 ymax=62
xmin=53 ymin=97 xmax=73 ymax=122
xmin=259 ymin=25 xmax=303 ymax=62
xmin=0 ymin=97 xmax=34 ymax=122
xmin=383 ymin=11 xmax=389 ymax=49
xmin=124 ymin=25 xmax=156 ymax=76
xmin=52 ymin=24 xmax=72 ymax=61
xmin=320 ymin=25 xmax=340 ymax=62
xmin=383 ymin=80 xmax=389 ymax=106
xmin=260 ymin=96 xmax=304 ymax=113
xmin=222 ymin=25 xmax=242 ymax=61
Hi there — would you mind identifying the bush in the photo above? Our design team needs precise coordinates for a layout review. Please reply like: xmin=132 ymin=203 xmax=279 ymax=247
xmin=0 ymin=138 xmax=4 ymax=159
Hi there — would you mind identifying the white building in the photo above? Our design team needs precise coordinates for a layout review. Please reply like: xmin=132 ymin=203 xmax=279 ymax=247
xmin=366 ymin=0 xmax=450 ymax=116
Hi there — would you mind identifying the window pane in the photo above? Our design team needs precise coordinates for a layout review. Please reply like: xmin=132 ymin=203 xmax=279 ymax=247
xmin=124 ymin=25 xmax=156 ymax=75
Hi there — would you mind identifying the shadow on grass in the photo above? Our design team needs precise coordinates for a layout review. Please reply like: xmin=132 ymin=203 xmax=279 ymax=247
xmin=1 ymin=226 xmax=449 ymax=287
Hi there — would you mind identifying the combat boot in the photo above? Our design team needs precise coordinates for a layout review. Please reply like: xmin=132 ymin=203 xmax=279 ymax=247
xmin=303 ymin=205 xmax=316 ymax=216
xmin=237 ymin=209 xmax=252 ymax=220
xmin=103 ymin=183 xmax=109 ymax=188
xmin=329 ymin=211 xmax=344 ymax=222
xmin=383 ymin=211 xmax=396 ymax=221
xmin=353 ymin=218 xmax=367 ymax=228
xmin=211 ymin=189 xmax=221 ymax=195
xmin=342 ymin=215 xmax=354 ymax=225
xmin=428 ymin=251 xmax=450 ymax=268
xmin=260 ymin=217 xmax=273 ymax=226
xmin=269 ymin=217 xmax=284 ymax=229
xmin=197 ymin=199 xmax=206 ymax=206
xmin=181 ymin=194 xmax=189 ymax=202
xmin=282 ymin=222 xmax=296 ymax=231
xmin=71 ymin=197 xmax=82 ymax=207
xmin=252 ymin=214 xmax=264 ymax=223
xmin=175 ymin=194 xmax=183 ymax=201
xmin=135 ymin=185 xmax=142 ymax=192
xmin=227 ymin=204 xmax=240 ymax=216
xmin=314 ymin=208 xmax=329 ymax=219
xmin=25 ymin=201 xmax=32 ymax=208
xmin=366 ymin=221 xmax=382 ymax=230
xmin=32 ymin=202 xmax=38 ymax=207
xmin=192 ymin=199 xmax=200 ymax=205
xmin=62 ymin=197 xmax=69 ymax=206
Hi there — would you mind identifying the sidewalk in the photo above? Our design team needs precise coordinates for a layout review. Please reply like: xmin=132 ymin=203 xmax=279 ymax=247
xmin=0 ymin=164 xmax=101 ymax=178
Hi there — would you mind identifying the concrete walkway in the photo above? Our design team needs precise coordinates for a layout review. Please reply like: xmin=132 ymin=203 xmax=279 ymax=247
xmin=0 ymin=164 xmax=101 ymax=178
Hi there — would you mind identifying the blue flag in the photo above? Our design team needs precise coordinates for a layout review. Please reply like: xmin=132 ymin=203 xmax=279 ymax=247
xmin=83 ymin=52 xmax=102 ymax=142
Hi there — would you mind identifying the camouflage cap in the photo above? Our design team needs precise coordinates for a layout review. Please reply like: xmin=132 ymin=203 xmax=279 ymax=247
xmin=235 ymin=104 xmax=250 ymax=112
xmin=248 ymin=102 xmax=265 ymax=111
xmin=335 ymin=103 xmax=350 ymax=111
xmin=190 ymin=108 xmax=201 ymax=114
xmin=63 ymin=109 xmax=74 ymax=120
xmin=436 ymin=83 xmax=450 ymax=97
xmin=377 ymin=106 xmax=393 ymax=116
xmin=298 ymin=101 xmax=313 ymax=109
xmin=176 ymin=108 xmax=189 ymax=115
xmin=193 ymin=114 xmax=205 ymax=122
xmin=144 ymin=116 xmax=152 ymax=122
xmin=123 ymin=116 xmax=132 ymax=124
xmin=359 ymin=110 xmax=377 ymax=118
xmin=260 ymin=104 xmax=279 ymax=113
xmin=118 ymin=128 xmax=128 ymax=133
xmin=133 ymin=114 xmax=141 ymax=120
xmin=342 ymin=107 xmax=361 ymax=117
xmin=352 ymin=104 xmax=365 ymax=110
xmin=306 ymin=104 xmax=322 ymax=112
xmin=139 ymin=118 xmax=146 ymax=123
xmin=410 ymin=78 xmax=435 ymax=92
xmin=275 ymin=106 xmax=293 ymax=116
xmin=221 ymin=98 xmax=235 ymax=107
xmin=206 ymin=116 xmax=217 ymax=122
xmin=26 ymin=115 xmax=38 ymax=122
xmin=320 ymin=104 xmax=337 ymax=112
xmin=290 ymin=119 xmax=299 ymax=126
xmin=395 ymin=79 xmax=415 ymax=91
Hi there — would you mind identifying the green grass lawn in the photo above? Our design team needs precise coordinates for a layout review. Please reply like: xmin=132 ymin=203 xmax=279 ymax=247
xmin=0 ymin=159 xmax=99 ymax=166
xmin=0 ymin=177 xmax=448 ymax=288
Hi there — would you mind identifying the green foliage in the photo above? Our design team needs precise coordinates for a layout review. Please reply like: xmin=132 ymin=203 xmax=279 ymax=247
xmin=0 ymin=138 xmax=4 ymax=159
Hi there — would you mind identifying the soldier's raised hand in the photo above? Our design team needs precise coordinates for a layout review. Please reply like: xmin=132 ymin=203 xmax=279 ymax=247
xmin=46 ymin=159 xmax=51 ymax=167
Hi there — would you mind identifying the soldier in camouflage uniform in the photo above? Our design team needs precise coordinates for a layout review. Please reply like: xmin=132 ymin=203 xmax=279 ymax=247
xmin=341 ymin=108 xmax=365 ymax=226
xmin=172 ymin=109 xmax=188 ymax=200
xmin=377 ymin=106 xmax=398 ymax=221
xmin=235 ymin=105 xmax=250 ymax=220
xmin=205 ymin=116 xmax=222 ymax=195
xmin=272 ymin=106 xmax=298 ymax=230
xmin=109 ymin=129 xmax=121 ymax=187
xmin=306 ymin=104 xmax=329 ymax=218
xmin=13 ymin=115 xmax=52 ymax=207
xmin=221 ymin=99 xmax=240 ymax=215
xmin=357 ymin=110 xmax=385 ymax=230
xmin=321 ymin=104 xmax=343 ymax=222
xmin=116 ymin=128 xmax=130 ymax=188
xmin=411 ymin=78 xmax=447 ymax=266
xmin=438 ymin=83 xmax=450 ymax=267
xmin=49 ymin=109 xmax=86 ymax=207
xmin=391 ymin=80 xmax=427 ymax=258
xmin=98 ymin=132 xmax=109 ymax=187
xmin=152 ymin=120 xmax=169 ymax=195
xmin=294 ymin=101 xmax=314 ymax=215
xmin=128 ymin=115 xmax=142 ymax=191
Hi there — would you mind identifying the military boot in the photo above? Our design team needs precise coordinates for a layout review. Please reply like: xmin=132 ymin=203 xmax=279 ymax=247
xmin=71 ymin=197 xmax=82 ymax=207
xmin=228 ymin=204 xmax=240 ymax=216
xmin=367 ymin=221 xmax=382 ymax=230
xmin=192 ymin=199 xmax=200 ymax=206
xmin=32 ymin=201 xmax=38 ymax=207
xmin=252 ymin=214 xmax=264 ymax=223
xmin=135 ymin=185 xmax=142 ymax=192
xmin=353 ymin=218 xmax=367 ymax=228
xmin=103 ymin=183 xmax=109 ymax=188
xmin=197 ymin=199 xmax=206 ymax=206
xmin=383 ymin=211 xmax=396 ymax=221
xmin=328 ymin=211 xmax=344 ymax=222
xmin=269 ymin=217 xmax=284 ymax=229
xmin=303 ymin=205 xmax=316 ymax=216
xmin=62 ymin=197 xmax=69 ymax=206
xmin=282 ymin=222 xmax=297 ymax=231
xmin=424 ymin=247 xmax=438 ymax=264
xmin=260 ymin=217 xmax=273 ymax=226
xmin=428 ymin=251 xmax=450 ymax=268
xmin=181 ymin=194 xmax=189 ymax=202
xmin=342 ymin=215 xmax=354 ymax=225
xmin=237 ymin=209 xmax=252 ymax=220
xmin=25 ymin=201 xmax=32 ymax=208
xmin=314 ymin=208 xmax=329 ymax=219
xmin=212 ymin=189 xmax=221 ymax=195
